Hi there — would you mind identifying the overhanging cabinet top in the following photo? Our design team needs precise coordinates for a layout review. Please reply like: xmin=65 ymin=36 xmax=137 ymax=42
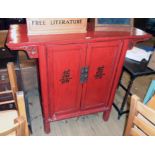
xmin=6 ymin=24 xmax=151 ymax=58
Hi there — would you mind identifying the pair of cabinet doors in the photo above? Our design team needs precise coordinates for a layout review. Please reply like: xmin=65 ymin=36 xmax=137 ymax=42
xmin=47 ymin=40 xmax=122 ymax=117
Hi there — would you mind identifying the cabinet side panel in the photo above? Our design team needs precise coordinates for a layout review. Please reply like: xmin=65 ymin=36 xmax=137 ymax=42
xmin=47 ymin=44 xmax=86 ymax=118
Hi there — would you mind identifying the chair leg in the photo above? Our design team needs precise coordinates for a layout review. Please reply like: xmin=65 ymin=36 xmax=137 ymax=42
xmin=16 ymin=91 xmax=29 ymax=136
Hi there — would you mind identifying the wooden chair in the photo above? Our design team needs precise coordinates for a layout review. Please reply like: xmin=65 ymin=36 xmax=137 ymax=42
xmin=124 ymin=95 xmax=155 ymax=136
xmin=0 ymin=62 xmax=29 ymax=136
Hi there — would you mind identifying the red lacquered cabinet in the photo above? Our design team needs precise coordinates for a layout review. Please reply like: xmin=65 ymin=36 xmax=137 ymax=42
xmin=6 ymin=24 xmax=151 ymax=133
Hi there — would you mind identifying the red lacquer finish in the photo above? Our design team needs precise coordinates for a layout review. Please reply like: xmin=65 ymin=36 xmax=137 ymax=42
xmin=47 ymin=44 xmax=86 ymax=119
xmin=6 ymin=24 xmax=152 ymax=133
xmin=81 ymin=41 xmax=123 ymax=110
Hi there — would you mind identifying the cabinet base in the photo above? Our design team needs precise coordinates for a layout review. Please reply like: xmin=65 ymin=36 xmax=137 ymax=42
xmin=44 ymin=106 xmax=110 ymax=134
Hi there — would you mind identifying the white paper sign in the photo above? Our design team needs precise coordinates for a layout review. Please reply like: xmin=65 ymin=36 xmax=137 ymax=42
xmin=126 ymin=47 xmax=152 ymax=62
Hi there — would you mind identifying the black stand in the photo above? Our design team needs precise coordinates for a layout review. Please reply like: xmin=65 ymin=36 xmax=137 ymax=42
xmin=113 ymin=58 xmax=155 ymax=119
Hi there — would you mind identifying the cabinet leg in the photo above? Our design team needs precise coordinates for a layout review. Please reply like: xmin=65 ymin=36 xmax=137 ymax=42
xmin=103 ymin=109 xmax=111 ymax=121
xmin=44 ymin=120 xmax=51 ymax=134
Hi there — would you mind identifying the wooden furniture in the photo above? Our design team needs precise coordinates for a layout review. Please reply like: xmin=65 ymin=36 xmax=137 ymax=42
xmin=113 ymin=58 xmax=155 ymax=119
xmin=0 ymin=63 xmax=29 ymax=136
xmin=0 ymin=65 xmax=23 ymax=109
xmin=124 ymin=95 xmax=155 ymax=136
xmin=0 ymin=63 xmax=19 ymax=106
xmin=6 ymin=24 xmax=151 ymax=134
xmin=0 ymin=91 xmax=29 ymax=136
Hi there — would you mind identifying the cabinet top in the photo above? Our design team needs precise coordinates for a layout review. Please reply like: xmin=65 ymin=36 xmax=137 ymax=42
xmin=6 ymin=24 xmax=151 ymax=48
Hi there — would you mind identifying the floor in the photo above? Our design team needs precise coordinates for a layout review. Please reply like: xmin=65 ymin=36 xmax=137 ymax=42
xmin=29 ymin=91 xmax=126 ymax=136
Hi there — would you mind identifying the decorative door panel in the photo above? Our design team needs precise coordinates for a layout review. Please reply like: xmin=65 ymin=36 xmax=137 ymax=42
xmin=47 ymin=44 xmax=86 ymax=116
xmin=81 ymin=41 xmax=122 ymax=109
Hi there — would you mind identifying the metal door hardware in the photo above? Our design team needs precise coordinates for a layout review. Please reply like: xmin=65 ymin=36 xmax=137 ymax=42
xmin=80 ymin=66 xmax=89 ymax=83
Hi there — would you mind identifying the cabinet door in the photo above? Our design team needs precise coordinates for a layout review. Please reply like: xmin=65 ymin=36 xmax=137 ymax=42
xmin=47 ymin=44 xmax=86 ymax=117
xmin=81 ymin=41 xmax=122 ymax=109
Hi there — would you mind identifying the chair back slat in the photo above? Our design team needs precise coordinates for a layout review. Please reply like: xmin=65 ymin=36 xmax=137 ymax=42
xmin=137 ymin=102 xmax=155 ymax=124
xmin=133 ymin=116 xmax=155 ymax=136
xmin=0 ymin=90 xmax=12 ymax=95
xmin=0 ymin=100 xmax=15 ymax=105
xmin=130 ymin=127 xmax=146 ymax=136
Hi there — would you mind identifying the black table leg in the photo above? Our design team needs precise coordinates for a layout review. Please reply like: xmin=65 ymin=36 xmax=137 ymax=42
xmin=113 ymin=76 xmax=135 ymax=119
xmin=118 ymin=77 xmax=135 ymax=118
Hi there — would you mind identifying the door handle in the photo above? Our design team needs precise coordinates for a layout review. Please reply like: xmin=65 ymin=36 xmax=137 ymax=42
xmin=80 ymin=66 xmax=89 ymax=84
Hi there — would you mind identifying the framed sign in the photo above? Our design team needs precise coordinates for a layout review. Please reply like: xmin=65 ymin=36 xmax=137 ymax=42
xmin=95 ymin=18 xmax=134 ymax=32
xmin=26 ymin=18 xmax=87 ymax=35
